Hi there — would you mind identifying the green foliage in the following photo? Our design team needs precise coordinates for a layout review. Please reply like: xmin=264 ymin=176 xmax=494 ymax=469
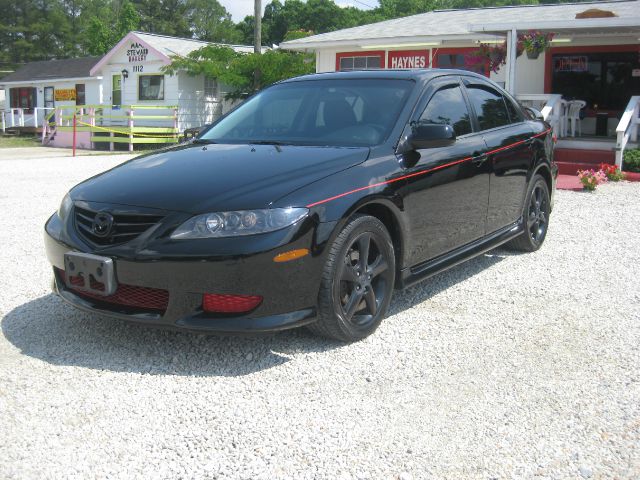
xmin=623 ymin=148 xmax=640 ymax=173
xmin=283 ymin=30 xmax=314 ymax=42
xmin=162 ymin=45 xmax=315 ymax=100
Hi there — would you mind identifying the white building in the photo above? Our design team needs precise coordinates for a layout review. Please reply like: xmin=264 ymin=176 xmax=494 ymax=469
xmin=0 ymin=57 xmax=102 ymax=132
xmin=90 ymin=31 xmax=257 ymax=132
xmin=1 ymin=31 xmax=258 ymax=150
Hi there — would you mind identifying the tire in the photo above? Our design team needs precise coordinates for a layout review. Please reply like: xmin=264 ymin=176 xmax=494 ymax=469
xmin=308 ymin=215 xmax=396 ymax=342
xmin=506 ymin=174 xmax=551 ymax=252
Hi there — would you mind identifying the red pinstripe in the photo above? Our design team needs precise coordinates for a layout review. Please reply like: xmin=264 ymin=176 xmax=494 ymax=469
xmin=306 ymin=129 xmax=551 ymax=209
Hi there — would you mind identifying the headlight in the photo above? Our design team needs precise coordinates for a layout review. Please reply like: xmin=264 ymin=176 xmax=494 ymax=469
xmin=171 ymin=207 xmax=308 ymax=239
xmin=57 ymin=193 xmax=73 ymax=220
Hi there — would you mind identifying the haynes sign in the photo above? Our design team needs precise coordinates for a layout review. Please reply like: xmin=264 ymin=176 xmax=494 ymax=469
xmin=388 ymin=50 xmax=429 ymax=69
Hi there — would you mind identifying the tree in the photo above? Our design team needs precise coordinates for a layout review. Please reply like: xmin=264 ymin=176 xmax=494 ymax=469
xmin=83 ymin=0 xmax=140 ymax=55
xmin=162 ymin=45 xmax=315 ymax=99
xmin=187 ymin=0 xmax=241 ymax=43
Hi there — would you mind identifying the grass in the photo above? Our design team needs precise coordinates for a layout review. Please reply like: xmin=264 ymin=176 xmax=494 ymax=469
xmin=0 ymin=135 xmax=42 ymax=148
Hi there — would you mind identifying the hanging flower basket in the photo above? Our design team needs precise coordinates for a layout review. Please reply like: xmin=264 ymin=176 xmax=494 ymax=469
xmin=519 ymin=31 xmax=555 ymax=60
xmin=465 ymin=43 xmax=507 ymax=74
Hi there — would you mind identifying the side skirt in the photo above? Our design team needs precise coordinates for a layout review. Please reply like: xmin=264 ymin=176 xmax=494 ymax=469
xmin=397 ymin=219 xmax=524 ymax=289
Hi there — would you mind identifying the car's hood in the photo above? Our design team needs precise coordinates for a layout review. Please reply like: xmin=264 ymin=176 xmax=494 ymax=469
xmin=71 ymin=143 xmax=370 ymax=213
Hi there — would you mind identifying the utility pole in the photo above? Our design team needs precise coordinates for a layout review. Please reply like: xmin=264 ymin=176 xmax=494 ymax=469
xmin=254 ymin=0 xmax=262 ymax=54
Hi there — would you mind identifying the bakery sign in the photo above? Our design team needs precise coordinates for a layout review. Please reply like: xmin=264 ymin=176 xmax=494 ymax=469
xmin=54 ymin=88 xmax=76 ymax=101
xmin=388 ymin=50 xmax=430 ymax=69
xmin=127 ymin=42 xmax=149 ymax=63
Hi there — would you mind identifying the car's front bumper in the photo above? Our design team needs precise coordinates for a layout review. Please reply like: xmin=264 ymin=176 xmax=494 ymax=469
xmin=45 ymin=214 xmax=331 ymax=332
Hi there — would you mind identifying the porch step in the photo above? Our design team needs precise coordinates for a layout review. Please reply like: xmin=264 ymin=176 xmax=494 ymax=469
xmin=554 ymin=147 xmax=615 ymax=165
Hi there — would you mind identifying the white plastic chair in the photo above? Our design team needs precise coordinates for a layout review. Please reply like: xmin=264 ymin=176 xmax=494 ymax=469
xmin=566 ymin=100 xmax=586 ymax=137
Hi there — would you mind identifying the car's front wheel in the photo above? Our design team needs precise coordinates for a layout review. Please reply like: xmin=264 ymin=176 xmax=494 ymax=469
xmin=308 ymin=215 xmax=395 ymax=342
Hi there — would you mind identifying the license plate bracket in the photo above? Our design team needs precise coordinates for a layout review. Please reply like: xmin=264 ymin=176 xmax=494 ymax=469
xmin=63 ymin=252 xmax=117 ymax=296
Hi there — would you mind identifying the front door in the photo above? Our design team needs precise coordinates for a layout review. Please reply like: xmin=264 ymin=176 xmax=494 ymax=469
xmin=402 ymin=79 xmax=491 ymax=265
xmin=112 ymin=74 xmax=122 ymax=108
xmin=44 ymin=87 xmax=54 ymax=108
xmin=463 ymin=80 xmax=534 ymax=232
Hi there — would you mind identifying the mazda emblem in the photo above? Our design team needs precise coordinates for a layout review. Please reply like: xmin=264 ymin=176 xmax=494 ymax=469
xmin=91 ymin=212 xmax=114 ymax=238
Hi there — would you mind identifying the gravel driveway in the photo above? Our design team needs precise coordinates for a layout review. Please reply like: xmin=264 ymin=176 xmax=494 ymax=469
xmin=1 ymin=149 xmax=638 ymax=479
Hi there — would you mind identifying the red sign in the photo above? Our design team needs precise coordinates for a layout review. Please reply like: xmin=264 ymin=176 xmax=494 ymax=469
xmin=554 ymin=56 xmax=588 ymax=72
xmin=388 ymin=50 xmax=429 ymax=69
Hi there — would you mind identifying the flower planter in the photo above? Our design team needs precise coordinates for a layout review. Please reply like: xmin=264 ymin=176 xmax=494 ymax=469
xmin=526 ymin=50 xmax=541 ymax=60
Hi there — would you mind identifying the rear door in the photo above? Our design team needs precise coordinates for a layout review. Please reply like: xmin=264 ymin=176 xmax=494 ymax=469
xmin=463 ymin=79 xmax=534 ymax=233
xmin=402 ymin=77 xmax=491 ymax=265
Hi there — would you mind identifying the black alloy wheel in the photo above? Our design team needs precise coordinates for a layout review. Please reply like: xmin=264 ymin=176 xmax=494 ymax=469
xmin=310 ymin=215 xmax=395 ymax=342
xmin=528 ymin=181 xmax=549 ymax=245
xmin=507 ymin=174 xmax=551 ymax=252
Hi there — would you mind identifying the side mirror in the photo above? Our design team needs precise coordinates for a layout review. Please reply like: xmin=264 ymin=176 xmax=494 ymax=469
xmin=524 ymin=106 xmax=544 ymax=121
xmin=409 ymin=123 xmax=456 ymax=150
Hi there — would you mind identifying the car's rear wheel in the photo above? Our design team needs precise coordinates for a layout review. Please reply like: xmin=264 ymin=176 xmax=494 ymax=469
xmin=506 ymin=174 xmax=551 ymax=252
xmin=308 ymin=215 xmax=395 ymax=342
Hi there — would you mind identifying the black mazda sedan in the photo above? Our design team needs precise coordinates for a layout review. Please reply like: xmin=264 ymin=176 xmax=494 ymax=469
xmin=45 ymin=69 xmax=556 ymax=342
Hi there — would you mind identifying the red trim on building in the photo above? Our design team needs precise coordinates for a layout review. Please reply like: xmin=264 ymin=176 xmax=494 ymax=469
xmin=335 ymin=50 xmax=386 ymax=71
xmin=544 ymin=44 xmax=640 ymax=94
xmin=432 ymin=47 xmax=490 ymax=77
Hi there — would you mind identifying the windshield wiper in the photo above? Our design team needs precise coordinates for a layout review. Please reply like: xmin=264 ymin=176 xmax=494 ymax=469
xmin=249 ymin=140 xmax=290 ymax=146
xmin=193 ymin=138 xmax=217 ymax=144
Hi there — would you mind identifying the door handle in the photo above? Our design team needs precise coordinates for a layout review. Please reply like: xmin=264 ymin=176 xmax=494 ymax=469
xmin=471 ymin=153 xmax=488 ymax=165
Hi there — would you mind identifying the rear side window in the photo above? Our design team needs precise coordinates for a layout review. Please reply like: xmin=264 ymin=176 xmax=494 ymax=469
xmin=466 ymin=85 xmax=510 ymax=131
xmin=504 ymin=95 xmax=524 ymax=123
xmin=419 ymin=85 xmax=472 ymax=136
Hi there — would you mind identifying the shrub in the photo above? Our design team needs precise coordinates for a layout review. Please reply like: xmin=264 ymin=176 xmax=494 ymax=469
xmin=599 ymin=163 xmax=626 ymax=181
xmin=577 ymin=169 xmax=607 ymax=191
xmin=623 ymin=148 xmax=640 ymax=172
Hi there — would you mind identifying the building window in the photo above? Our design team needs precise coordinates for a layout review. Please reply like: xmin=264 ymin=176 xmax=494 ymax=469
xmin=138 ymin=75 xmax=164 ymax=101
xmin=204 ymin=76 xmax=218 ymax=99
xmin=550 ymin=51 xmax=640 ymax=111
xmin=9 ymin=87 xmax=36 ymax=113
xmin=336 ymin=51 xmax=385 ymax=71
xmin=433 ymin=49 xmax=489 ymax=77
xmin=75 ymin=84 xmax=86 ymax=106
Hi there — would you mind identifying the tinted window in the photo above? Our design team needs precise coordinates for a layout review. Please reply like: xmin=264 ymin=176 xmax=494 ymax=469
xmin=419 ymin=85 xmax=472 ymax=136
xmin=467 ymin=85 xmax=510 ymax=131
xmin=504 ymin=95 xmax=524 ymax=123
xmin=200 ymin=79 xmax=413 ymax=147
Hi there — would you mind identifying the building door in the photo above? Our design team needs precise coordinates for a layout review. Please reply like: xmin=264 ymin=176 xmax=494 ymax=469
xmin=75 ymin=84 xmax=86 ymax=106
xmin=44 ymin=87 xmax=54 ymax=108
xmin=112 ymin=74 xmax=122 ymax=108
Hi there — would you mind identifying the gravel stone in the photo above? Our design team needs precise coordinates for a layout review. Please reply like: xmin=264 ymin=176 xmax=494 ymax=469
xmin=0 ymin=151 xmax=639 ymax=479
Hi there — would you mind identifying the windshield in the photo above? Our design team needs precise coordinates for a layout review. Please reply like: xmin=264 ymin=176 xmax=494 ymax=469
xmin=199 ymin=78 xmax=414 ymax=147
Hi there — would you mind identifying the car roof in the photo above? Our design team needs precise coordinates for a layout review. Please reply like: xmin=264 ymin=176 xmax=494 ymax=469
xmin=281 ymin=68 xmax=489 ymax=84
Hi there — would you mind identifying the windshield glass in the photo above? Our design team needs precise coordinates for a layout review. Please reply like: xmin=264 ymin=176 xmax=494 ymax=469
xmin=199 ymin=79 xmax=414 ymax=147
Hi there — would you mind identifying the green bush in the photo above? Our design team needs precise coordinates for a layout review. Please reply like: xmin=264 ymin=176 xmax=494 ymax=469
xmin=624 ymin=148 xmax=640 ymax=172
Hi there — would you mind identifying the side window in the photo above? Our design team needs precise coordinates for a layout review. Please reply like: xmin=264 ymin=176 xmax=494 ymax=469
xmin=419 ymin=85 xmax=472 ymax=137
xmin=504 ymin=95 xmax=524 ymax=123
xmin=466 ymin=85 xmax=510 ymax=131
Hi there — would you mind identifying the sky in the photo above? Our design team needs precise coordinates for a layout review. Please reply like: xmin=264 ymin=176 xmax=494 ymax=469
xmin=221 ymin=0 xmax=377 ymax=21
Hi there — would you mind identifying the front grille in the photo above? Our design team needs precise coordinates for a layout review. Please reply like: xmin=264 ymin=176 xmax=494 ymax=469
xmin=74 ymin=205 xmax=164 ymax=246
xmin=57 ymin=268 xmax=169 ymax=312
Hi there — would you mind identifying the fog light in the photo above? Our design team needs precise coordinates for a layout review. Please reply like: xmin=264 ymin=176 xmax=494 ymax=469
xmin=202 ymin=293 xmax=263 ymax=313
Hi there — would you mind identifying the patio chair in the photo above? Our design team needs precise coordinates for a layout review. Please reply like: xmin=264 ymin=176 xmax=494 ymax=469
xmin=566 ymin=100 xmax=586 ymax=137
